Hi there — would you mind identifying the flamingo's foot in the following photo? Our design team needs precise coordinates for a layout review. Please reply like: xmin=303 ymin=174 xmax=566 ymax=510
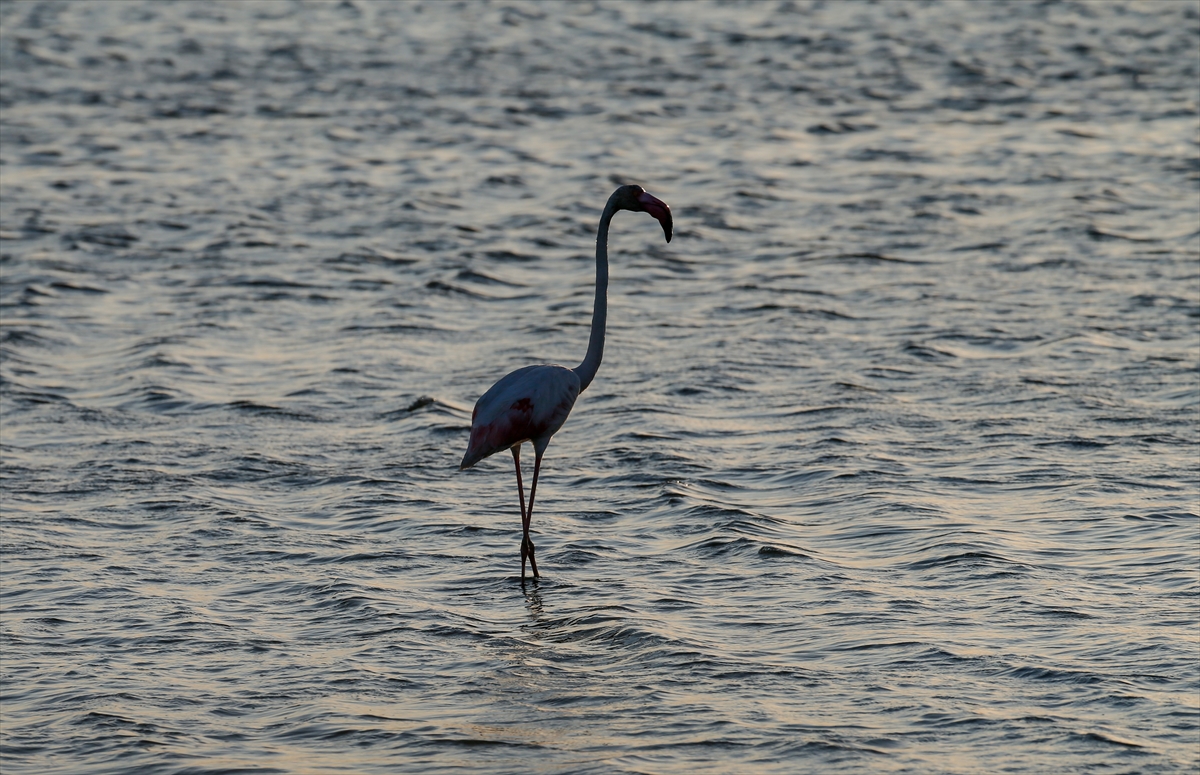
xmin=520 ymin=535 xmax=540 ymax=579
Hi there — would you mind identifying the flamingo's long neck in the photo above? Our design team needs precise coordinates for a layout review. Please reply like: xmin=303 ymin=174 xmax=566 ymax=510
xmin=573 ymin=197 xmax=617 ymax=392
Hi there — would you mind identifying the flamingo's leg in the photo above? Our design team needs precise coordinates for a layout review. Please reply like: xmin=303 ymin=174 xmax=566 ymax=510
xmin=512 ymin=444 xmax=530 ymax=579
xmin=523 ymin=450 xmax=543 ymax=579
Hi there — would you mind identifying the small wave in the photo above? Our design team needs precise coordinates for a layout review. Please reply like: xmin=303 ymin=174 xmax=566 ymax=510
xmin=325 ymin=246 xmax=419 ymax=266
xmin=115 ymin=385 xmax=203 ymax=414
xmin=757 ymin=544 xmax=811 ymax=559
xmin=1036 ymin=438 xmax=1111 ymax=449
xmin=1076 ymin=730 xmax=1148 ymax=749
xmin=0 ymin=327 xmax=72 ymax=349
xmin=425 ymin=280 xmax=490 ymax=298
xmin=227 ymin=400 xmax=322 ymax=422
xmin=1001 ymin=665 xmax=1107 ymax=685
xmin=904 ymin=550 xmax=1031 ymax=572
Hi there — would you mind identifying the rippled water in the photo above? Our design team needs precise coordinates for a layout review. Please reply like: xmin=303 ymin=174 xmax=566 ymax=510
xmin=2 ymin=1 xmax=1198 ymax=773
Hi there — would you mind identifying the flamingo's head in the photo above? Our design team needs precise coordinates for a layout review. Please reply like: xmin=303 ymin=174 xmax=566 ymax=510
xmin=613 ymin=184 xmax=672 ymax=243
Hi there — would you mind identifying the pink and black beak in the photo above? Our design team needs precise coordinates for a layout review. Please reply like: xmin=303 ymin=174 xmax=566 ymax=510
xmin=637 ymin=191 xmax=673 ymax=243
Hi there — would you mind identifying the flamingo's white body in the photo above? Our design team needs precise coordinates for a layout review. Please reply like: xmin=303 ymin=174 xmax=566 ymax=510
xmin=460 ymin=185 xmax=673 ymax=579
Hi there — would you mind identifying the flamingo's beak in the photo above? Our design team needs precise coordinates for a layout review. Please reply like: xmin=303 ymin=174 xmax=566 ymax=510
xmin=637 ymin=191 xmax=673 ymax=243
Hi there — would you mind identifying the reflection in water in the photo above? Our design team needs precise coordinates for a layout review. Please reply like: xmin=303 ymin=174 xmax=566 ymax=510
xmin=523 ymin=579 xmax=544 ymax=621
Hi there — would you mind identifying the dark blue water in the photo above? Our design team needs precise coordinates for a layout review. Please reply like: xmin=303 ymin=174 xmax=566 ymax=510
xmin=2 ymin=1 xmax=1198 ymax=773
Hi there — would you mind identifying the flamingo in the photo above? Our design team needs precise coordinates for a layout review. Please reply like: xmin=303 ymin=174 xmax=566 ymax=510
xmin=459 ymin=185 xmax=673 ymax=579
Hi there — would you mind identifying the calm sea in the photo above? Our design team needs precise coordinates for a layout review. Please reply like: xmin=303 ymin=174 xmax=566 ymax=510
xmin=2 ymin=1 xmax=1197 ymax=773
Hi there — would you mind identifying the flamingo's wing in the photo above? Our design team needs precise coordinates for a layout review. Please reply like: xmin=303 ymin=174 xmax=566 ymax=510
xmin=460 ymin=364 xmax=580 ymax=469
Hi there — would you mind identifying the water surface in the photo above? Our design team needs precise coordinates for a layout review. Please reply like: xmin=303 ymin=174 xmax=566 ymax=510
xmin=1 ymin=1 xmax=1198 ymax=773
